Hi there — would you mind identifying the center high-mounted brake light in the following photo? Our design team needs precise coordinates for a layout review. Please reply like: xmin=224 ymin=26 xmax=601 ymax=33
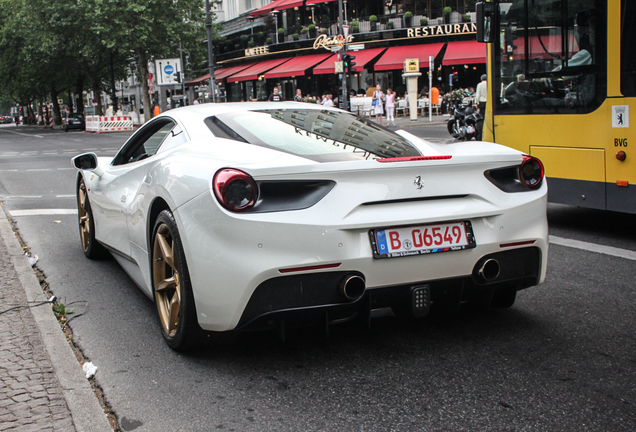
xmin=377 ymin=155 xmax=452 ymax=163
xmin=213 ymin=168 xmax=258 ymax=212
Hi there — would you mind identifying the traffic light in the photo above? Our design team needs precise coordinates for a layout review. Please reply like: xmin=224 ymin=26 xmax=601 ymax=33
xmin=174 ymin=72 xmax=181 ymax=83
xmin=343 ymin=53 xmax=356 ymax=73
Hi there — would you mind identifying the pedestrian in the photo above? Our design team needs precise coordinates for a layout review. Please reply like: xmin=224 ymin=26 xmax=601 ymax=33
xmin=430 ymin=86 xmax=440 ymax=110
xmin=385 ymin=88 xmax=396 ymax=127
xmin=268 ymin=87 xmax=282 ymax=101
xmin=475 ymin=74 xmax=488 ymax=113
xmin=404 ymin=90 xmax=410 ymax=116
xmin=294 ymin=89 xmax=303 ymax=102
xmin=372 ymin=84 xmax=385 ymax=126
xmin=323 ymin=94 xmax=334 ymax=107
xmin=15 ymin=115 xmax=19 ymax=127
xmin=193 ymin=97 xmax=200 ymax=105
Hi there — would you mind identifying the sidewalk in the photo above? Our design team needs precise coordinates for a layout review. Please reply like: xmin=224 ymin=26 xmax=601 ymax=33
xmin=370 ymin=111 xmax=449 ymax=128
xmin=0 ymin=207 xmax=112 ymax=432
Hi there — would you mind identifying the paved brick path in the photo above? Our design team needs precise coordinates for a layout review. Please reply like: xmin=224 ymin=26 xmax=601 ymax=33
xmin=0 ymin=234 xmax=76 ymax=431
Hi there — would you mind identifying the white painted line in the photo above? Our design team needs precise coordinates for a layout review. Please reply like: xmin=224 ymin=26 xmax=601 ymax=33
xmin=0 ymin=129 xmax=44 ymax=138
xmin=549 ymin=235 xmax=636 ymax=261
xmin=2 ymin=195 xmax=43 ymax=199
xmin=26 ymin=169 xmax=51 ymax=172
xmin=0 ymin=169 xmax=19 ymax=172
xmin=57 ymin=168 xmax=75 ymax=170
xmin=56 ymin=195 xmax=76 ymax=198
xmin=10 ymin=209 xmax=78 ymax=217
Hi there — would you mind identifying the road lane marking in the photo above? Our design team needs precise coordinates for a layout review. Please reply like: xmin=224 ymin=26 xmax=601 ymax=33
xmin=549 ymin=235 xmax=636 ymax=261
xmin=10 ymin=209 xmax=78 ymax=216
xmin=0 ymin=129 xmax=44 ymax=138
xmin=55 ymin=195 xmax=76 ymax=198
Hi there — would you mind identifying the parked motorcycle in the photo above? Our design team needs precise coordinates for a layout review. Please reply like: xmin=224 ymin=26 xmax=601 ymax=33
xmin=447 ymin=103 xmax=483 ymax=141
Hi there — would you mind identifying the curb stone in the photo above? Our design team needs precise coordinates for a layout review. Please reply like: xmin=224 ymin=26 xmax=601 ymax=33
xmin=0 ymin=206 xmax=113 ymax=432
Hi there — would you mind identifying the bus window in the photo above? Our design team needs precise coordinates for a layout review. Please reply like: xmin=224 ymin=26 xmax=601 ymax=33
xmin=495 ymin=0 xmax=606 ymax=115
xmin=622 ymin=0 xmax=636 ymax=96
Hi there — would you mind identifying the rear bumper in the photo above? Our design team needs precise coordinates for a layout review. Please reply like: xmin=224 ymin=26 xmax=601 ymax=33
xmin=236 ymin=246 xmax=541 ymax=330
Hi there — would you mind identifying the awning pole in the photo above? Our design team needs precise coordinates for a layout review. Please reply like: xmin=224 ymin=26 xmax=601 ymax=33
xmin=429 ymin=55 xmax=433 ymax=122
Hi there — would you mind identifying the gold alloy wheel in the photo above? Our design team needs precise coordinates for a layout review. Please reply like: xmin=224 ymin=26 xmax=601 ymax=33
xmin=152 ymin=224 xmax=181 ymax=337
xmin=78 ymin=183 xmax=90 ymax=251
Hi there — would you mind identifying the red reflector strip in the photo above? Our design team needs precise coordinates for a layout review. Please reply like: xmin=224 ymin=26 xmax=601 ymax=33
xmin=617 ymin=180 xmax=629 ymax=187
xmin=377 ymin=155 xmax=452 ymax=163
xmin=500 ymin=240 xmax=536 ymax=248
xmin=278 ymin=263 xmax=342 ymax=274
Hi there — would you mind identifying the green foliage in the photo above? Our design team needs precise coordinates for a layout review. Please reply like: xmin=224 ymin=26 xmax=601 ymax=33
xmin=321 ymin=28 xmax=329 ymax=34
xmin=234 ymin=44 xmax=240 ymax=49
xmin=266 ymin=37 xmax=273 ymax=44
xmin=404 ymin=12 xmax=413 ymax=18
xmin=387 ymin=21 xmax=394 ymax=29
xmin=351 ymin=21 xmax=360 ymax=28
xmin=308 ymin=24 xmax=316 ymax=30
xmin=248 ymin=40 xmax=255 ymax=47
xmin=420 ymin=18 xmax=428 ymax=25
xmin=300 ymin=27 xmax=308 ymax=34
xmin=443 ymin=7 xmax=453 ymax=14
xmin=240 ymin=35 xmax=248 ymax=41
xmin=463 ymin=14 xmax=471 ymax=21
xmin=292 ymin=33 xmax=299 ymax=39
xmin=278 ymin=28 xmax=285 ymax=35
xmin=257 ymin=31 xmax=264 ymax=39
xmin=369 ymin=15 xmax=378 ymax=22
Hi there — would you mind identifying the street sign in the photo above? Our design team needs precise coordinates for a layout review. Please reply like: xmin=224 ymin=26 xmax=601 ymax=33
xmin=154 ymin=58 xmax=182 ymax=86
xmin=348 ymin=44 xmax=365 ymax=51
xmin=334 ymin=61 xmax=344 ymax=73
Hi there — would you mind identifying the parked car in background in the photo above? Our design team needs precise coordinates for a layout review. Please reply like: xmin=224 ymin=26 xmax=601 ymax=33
xmin=64 ymin=113 xmax=85 ymax=131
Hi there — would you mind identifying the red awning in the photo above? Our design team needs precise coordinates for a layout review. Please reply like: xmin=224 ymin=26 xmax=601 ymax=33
xmin=374 ymin=43 xmax=446 ymax=71
xmin=273 ymin=0 xmax=304 ymax=11
xmin=263 ymin=53 xmax=332 ymax=79
xmin=442 ymin=40 xmax=486 ymax=65
xmin=185 ymin=73 xmax=212 ymax=87
xmin=249 ymin=0 xmax=285 ymax=17
xmin=216 ymin=63 xmax=256 ymax=80
xmin=229 ymin=58 xmax=292 ymax=82
xmin=313 ymin=47 xmax=386 ymax=74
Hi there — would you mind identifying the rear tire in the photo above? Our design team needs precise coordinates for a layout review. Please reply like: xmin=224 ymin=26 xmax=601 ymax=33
xmin=151 ymin=210 xmax=205 ymax=350
xmin=77 ymin=178 xmax=108 ymax=259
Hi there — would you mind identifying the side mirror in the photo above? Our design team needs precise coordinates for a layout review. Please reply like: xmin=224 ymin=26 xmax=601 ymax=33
xmin=476 ymin=2 xmax=497 ymax=43
xmin=72 ymin=153 xmax=104 ymax=177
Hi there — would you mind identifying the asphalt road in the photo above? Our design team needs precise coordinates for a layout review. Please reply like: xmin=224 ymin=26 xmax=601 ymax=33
xmin=1 ymin=123 xmax=635 ymax=432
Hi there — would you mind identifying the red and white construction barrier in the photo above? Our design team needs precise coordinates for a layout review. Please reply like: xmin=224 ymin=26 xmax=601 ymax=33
xmin=85 ymin=116 xmax=134 ymax=133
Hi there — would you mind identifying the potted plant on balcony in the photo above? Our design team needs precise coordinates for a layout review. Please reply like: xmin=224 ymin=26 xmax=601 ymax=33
xmin=369 ymin=15 xmax=378 ymax=31
xmin=256 ymin=31 xmax=264 ymax=42
xmin=240 ymin=34 xmax=249 ymax=48
xmin=351 ymin=20 xmax=359 ymax=33
xmin=247 ymin=40 xmax=255 ymax=48
xmin=404 ymin=11 xmax=413 ymax=27
xmin=443 ymin=7 xmax=452 ymax=24
xmin=321 ymin=28 xmax=329 ymax=35
xmin=292 ymin=32 xmax=299 ymax=41
xmin=266 ymin=37 xmax=273 ymax=45
xmin=387 ymin=21 xmax=394 ymax=29
xmin=420 ymin=17 xmax=428 ymax=26
xmin=463 ymin=14 xmax=471 ymax=22
xmin=277 ymin=27 xmax=285 ymax=40
xmin=308 ymin=24 xmax=317 ymax=38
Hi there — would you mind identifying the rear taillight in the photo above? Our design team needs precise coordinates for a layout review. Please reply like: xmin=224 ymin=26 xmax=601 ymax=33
xmin=519 ymin=155 xmax=544 ymax=189
xmin=213 ymin=168 xmax=257 ymax=212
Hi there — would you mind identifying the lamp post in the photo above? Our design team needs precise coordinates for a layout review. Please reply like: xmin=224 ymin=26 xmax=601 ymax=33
xmin=272 ymin=11 xmax=280 ymax=43
xmin=205 ymin=0 xmax=217 ymax=103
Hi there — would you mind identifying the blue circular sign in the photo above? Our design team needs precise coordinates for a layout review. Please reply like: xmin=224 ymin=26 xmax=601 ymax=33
xmin=164 ymin=65 xmax=174 ymax=75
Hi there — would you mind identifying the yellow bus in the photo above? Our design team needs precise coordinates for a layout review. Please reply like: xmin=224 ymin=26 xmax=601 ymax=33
xmin=477 ymin=0 xmax=635 ymax=213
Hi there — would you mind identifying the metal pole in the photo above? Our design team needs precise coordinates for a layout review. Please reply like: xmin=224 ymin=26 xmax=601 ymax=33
xmin=338 ymin=0 xmax=348 ymax=111
xmin=179 ymin=40 xmax=186 ymax=105
xmin=429 ymin=55 xmax=433 ymax=122
xmin=206 ymin=0 xmax=217 ymax=103
xmin=273 ymin=12 xmax=279 ymax=43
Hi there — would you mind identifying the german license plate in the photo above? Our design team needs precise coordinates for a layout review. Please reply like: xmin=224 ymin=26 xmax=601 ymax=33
xmin=369 ymin=221 xmax=476 ymax=259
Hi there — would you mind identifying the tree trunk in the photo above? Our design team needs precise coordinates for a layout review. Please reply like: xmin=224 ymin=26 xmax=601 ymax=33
xmin=138 ymin=49 xmax=153 ymax=122
xmin=92 ymin=79 xmax=103 ymax=116
xmin=110 ymin=51 xmax=118 ymax=113
xmin=50 ymin=84 xmax=62 ymax=126
xmin=75 ymin=74 xmax=85 ymax=115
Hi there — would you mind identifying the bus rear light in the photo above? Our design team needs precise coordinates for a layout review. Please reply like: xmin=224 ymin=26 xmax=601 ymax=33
xmin=617 ymin=180 xmax=629 ymax=187
xmin=519 ymin=155 xmax=544 ymax=189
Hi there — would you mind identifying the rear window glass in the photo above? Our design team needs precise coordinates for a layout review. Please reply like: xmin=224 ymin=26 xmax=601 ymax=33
xmin=204 ymin=109 xmax=421 ymax=162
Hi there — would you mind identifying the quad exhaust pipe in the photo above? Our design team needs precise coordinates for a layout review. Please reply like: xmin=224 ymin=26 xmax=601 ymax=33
xmin=477 ymin=258 xmax=500 ymax=283
xmin=338 ymin=275 xmax=366 ymax=301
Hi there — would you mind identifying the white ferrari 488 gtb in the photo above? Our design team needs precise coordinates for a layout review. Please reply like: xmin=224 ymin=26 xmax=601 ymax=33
xmin=73 ymin=102 xmax=548 ymax=350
